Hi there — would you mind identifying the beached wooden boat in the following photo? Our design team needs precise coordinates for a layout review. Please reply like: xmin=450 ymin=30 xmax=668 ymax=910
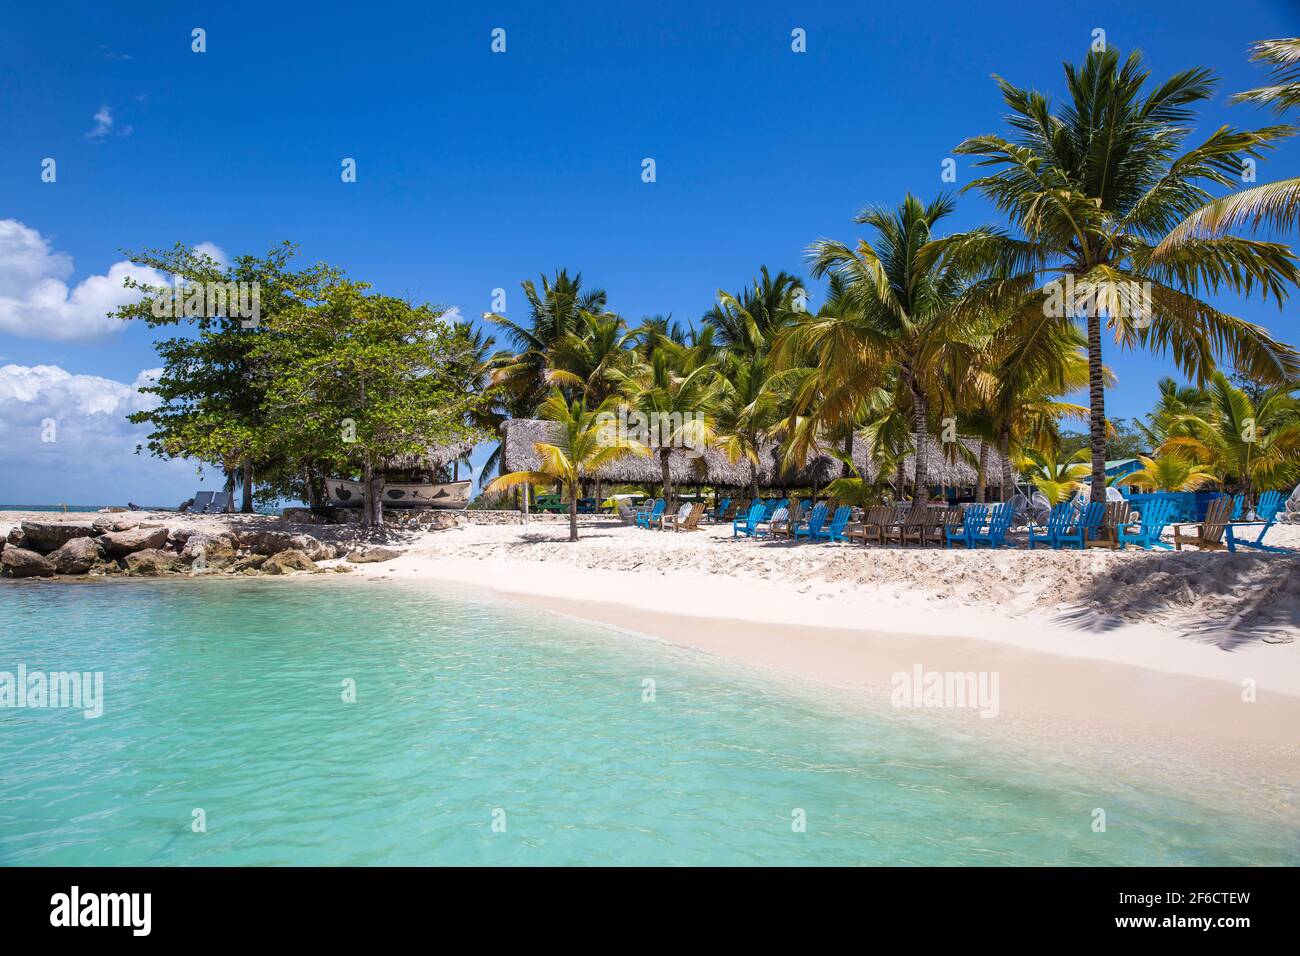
xmin=325 ymin=478 xmax=472 ymax=510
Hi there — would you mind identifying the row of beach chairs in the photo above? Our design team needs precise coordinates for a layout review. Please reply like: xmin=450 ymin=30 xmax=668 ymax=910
xmin=713 ymin=490 xmax=1289 ymax=552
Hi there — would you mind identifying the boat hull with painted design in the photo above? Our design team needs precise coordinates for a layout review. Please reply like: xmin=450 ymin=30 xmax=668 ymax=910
xmin=325 ymin=478 xmax=472 ymax=510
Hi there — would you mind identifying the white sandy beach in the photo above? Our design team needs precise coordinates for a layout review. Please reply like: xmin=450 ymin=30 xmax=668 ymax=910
xmin=6 ymin=509 xmax=1299 ymax=777
xmin=335 ymin=516 xmax=1300 ymax=754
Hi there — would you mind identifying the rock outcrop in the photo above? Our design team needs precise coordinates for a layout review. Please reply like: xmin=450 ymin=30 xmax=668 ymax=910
xmin=18 ymin=521 xmax=98 ymax=553
xmin=48 ymin=536 xmax=104 ymax=574
xmin=1 ymin=547 xmax=56 ymax=578
xmin=345 ymin=547 xmax=403 ymax=563
xmin=124 ymin=549 xmax=181 ymax=575
xmin=262 ymin=549 xmax=318 ymax=574
xmin=100 ymin=526 xmax=170 ymax=556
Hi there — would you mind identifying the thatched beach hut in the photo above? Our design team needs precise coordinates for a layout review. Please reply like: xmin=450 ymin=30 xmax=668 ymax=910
xmin=499 ymin=419 xmax=1017 ymax=500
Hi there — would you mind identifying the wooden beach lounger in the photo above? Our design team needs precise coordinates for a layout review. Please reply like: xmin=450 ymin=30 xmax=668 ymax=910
xmin=1172 ymin=495 xmax=1233 ymax=552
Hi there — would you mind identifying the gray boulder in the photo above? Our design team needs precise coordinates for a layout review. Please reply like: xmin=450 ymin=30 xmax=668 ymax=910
xmin=1 ymin=547 xmax=55 ymax=578
xmin=47 ymin=536 xmax=104 ymax=574
xmin=100 ymin=526 xmax=170 ymax=556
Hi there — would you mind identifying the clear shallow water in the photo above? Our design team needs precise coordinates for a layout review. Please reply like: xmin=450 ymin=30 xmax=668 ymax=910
xmin=1 ymin=578 xmax=1295 ymax=866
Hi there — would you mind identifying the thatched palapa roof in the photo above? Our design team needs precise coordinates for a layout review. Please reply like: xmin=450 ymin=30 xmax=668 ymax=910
xmin=500 ymin=419 xmax=1016 ymax=489
xmin=381 ymin=440 xmax=475 ymax=473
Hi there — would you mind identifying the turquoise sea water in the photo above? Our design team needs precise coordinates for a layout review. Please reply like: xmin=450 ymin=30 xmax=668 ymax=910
xmin=1 ymin=578 xmax=1296 ymax=866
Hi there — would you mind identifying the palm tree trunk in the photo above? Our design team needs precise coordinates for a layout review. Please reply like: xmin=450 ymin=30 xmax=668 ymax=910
xmin=911 ymin=386 xmax=930 ymax=506
xmin=750 ymin=459 xmax=759 ymax=502
xmin=842 ymin=430 xmax=854 ymax=478
xmin=568 ymin=486 xmax=578 ymax=542
xmin=999 ymin=426 xmax=1013 ymax=502
xmin=660 ymin=449 xmax=673 ymax=503
xmin=975 ymin=440 xmax=988 ymax=504
xmin=240 ymin=456 xmax=254 ymax=513
xmin=1086 ymin=311 xmax=1108 ymax=504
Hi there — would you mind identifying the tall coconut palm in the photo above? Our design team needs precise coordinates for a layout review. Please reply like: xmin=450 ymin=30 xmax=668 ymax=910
xmin=704 ymin=266 xmax=805 ymax=358
xmin=485 ymin=390 xmax=646 ymax=541
xmin=544 ymin=310 xmax=638 ymax=403
xmin=486 ymin=270 xmax=608 ymax=412
xmin=933 ymin=47 xmax=1300 ymax=502
xmin=805 ymin=194 xmax=972 ymax=505
xmin=712 ymin=353 xmax=781 ymax=500
xmin=618 ymin=350 xmax=719 ymax=502
xmin=1160 ymin=39 xmax=1300 ymax=247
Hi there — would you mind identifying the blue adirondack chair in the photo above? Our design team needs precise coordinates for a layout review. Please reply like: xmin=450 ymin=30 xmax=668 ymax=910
xmin=971 ymin=503 xmax=1014 ymax=549
xmin=711 ymin=497 xmax=731 ymax=522
xmin=1226 ymin=489 xmax=1289 ymax=552
xmin=1057 ymin=500 xmax=1106 ymax=549
xmin=1027 ymin=502 xmax=1074 ymax=550
xmin=763 ymin=498 xmax=787 ymax=521
xmin=814 ymin=505 xmax=853 ymax=542
xmin=1117 ymin=498 xmax=1176 ymax=550
xmin=945 ymin=504 xmax=987 ymax=548
xmin=636 ymin=499 xmax=665 ymax=529
xmin=733 ymin=500 xmax=766 ymax=537
xmin=1230 ymin=493 xmax=1246 ymax=520
xmin=792 ymin=503 xmax=829 ymax=541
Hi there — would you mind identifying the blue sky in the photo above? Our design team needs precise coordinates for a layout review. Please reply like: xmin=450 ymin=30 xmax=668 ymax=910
xmin=2 ymin=0 xmax=1297 ymax=505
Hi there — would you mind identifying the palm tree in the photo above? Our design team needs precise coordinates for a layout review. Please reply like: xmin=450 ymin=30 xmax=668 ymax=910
xmin=1160 ymin=371 xmax=1300 ymax=494
xmin=484 ymin=390 xmax=646 ymax=541
xmin=712 ymin=352 xmax=781 ymax=500
xmin=1120 ymin=453 xmax=1220 ymax=492
xmin=933 ymin=47 xmax=1300 ymax=502
xmin=704 ymin=266 xmax=805 ymax=358
xmin=1024 ymin=447 xmax=1091 ymax=503
xmin=486 ymin=270 xmax=608 ymax=412
xmin=544 ymin=310 xmax=638 ymax=403
xmin=619 ymin=350 xmax=719 ymax=502
xmin=1133 ymin=377 xmax=1211 ymax=449
xmin=1160 ymin=39 xmax=1300 ymax=246
xmin=805 ymin=194 xmax=972 ymax=505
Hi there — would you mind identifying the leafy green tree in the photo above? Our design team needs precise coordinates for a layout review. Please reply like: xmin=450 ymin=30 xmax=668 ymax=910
xmin=117 ymin=242 xmax=340 ymax=511
xmin=257 ymin=283 xmax=489 ymax=528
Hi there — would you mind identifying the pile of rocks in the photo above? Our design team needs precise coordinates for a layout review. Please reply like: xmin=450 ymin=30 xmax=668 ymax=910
xmin=0 ymin=518 xmax=401 ymax=579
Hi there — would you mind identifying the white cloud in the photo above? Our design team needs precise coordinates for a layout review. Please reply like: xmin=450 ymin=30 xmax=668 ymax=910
xmin=193 ymin=241 xmax=228 ymax=267
xmin=440 ymin=305 xmax=464 ymax=325
xmin=0 ymin=219 xmax=173 ymax=341
xmin=86 ymin=105 xmax=113 ymax=139
xmin=0 ymin=363 xmax=200 ymax=505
